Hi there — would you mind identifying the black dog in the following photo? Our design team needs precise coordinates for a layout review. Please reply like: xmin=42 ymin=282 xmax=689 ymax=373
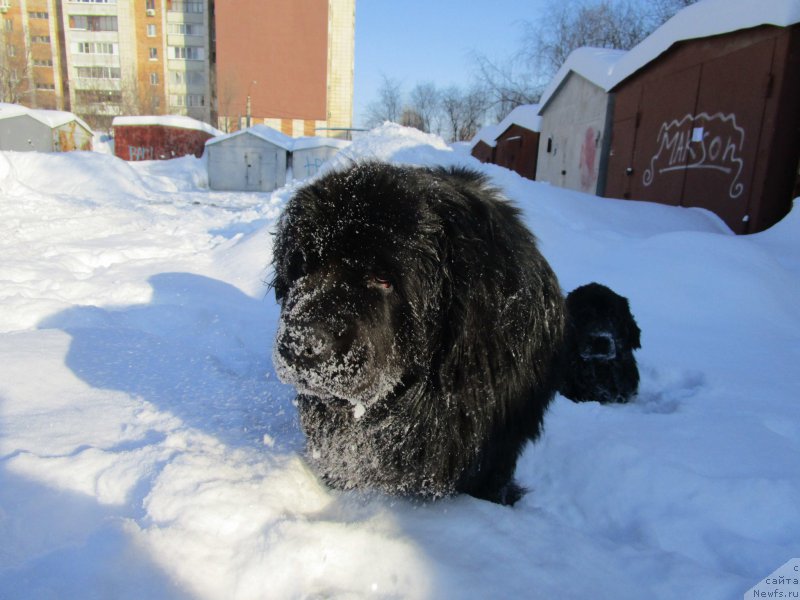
xmin=559 ymin=283 xmax=641 ymax=404
xmin=271 ymin=162 xmax=565 ymax=505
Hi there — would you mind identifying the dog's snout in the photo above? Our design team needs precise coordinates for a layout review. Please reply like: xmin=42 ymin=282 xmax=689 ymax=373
xmin=580 ymin=331 xmax=617 ymax=361
xmin=277 ymin=321 xmax=336 ymax=369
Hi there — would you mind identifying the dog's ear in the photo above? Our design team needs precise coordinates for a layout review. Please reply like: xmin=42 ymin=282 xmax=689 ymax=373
xmin=620 ymin=298 xmax=642 ymax=349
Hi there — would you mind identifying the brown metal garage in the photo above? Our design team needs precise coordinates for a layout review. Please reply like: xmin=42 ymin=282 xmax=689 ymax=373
xmin=605 ymin=19 xmax=800 ymax=234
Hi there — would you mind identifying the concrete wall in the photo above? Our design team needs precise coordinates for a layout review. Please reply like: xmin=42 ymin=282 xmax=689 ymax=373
xmin=207 ymin=133 xmax=287 ymax=192
xmin=536 ymin=73 xmax=611 ymax=195
xmin=0 ymin=115 xmax=54 ymax=152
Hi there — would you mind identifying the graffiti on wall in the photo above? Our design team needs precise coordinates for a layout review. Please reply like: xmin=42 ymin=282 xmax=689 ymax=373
xmin=643 ymin=112 xmax=745 ymax=198
xmin=579 ymin=127 xmax=598 ymax=192
xmin=302 ymin=155 xmax=325 ymax=178
xmin=129 ymin=145 xmax=155 ymax=161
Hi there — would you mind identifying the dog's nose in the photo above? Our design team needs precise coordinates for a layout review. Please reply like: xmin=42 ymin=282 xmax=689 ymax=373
xmin=276 ymin=323 xmax=335 ymax=369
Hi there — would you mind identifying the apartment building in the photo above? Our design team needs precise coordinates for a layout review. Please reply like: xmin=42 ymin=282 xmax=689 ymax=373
xmin=0 ymin=0 xmax=67 ymax=110
xmin=2 ymin=0 xmax=353 ymax=134
xmin=214 ymin=0 xmax=355 ymax=138
xmin=60 ymin=0 xmax=212 ymax=128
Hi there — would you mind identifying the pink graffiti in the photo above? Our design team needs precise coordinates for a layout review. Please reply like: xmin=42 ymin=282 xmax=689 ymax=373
xmin=580 ymin=127 xmax=597 ymax=191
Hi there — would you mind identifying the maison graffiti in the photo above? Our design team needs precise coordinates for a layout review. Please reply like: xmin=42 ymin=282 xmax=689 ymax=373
xmin=643 ymin=112 xmax=745 ymax=198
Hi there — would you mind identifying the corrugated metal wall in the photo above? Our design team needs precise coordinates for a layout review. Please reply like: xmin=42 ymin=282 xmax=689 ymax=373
xmin=605 ymin=24 xmax=800 ymax=234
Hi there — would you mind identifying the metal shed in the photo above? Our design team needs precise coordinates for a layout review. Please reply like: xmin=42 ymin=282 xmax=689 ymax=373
xmin=603 ymin=0 xmax=800 ymax=234
xmin=468 ymin=105 xmax=541 ymax=180
xmin=0 ymin=103 xmax=93 ymax=152
xmin=536 ymin=48 xmax=625 ymax=195
xmin=112 ymin=116 xmax=222 ymax=162
xmin=290 ymin=137 xmax=350 ymax=180
xmin=205 ymin=125 xmax=292 ymax=192
xmin=469 ymin=123 xmax=502 ymax=165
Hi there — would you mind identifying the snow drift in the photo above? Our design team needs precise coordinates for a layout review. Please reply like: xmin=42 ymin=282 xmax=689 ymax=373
xmin=0 ymin=124 xmax=798 ymax=599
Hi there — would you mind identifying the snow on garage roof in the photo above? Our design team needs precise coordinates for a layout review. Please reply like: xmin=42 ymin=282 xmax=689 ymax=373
xmin=537 ymin=48 xmax=625 ymax=113
xmin=608 ymin=0 xmax=800 ymax=89
xmin=112 ymin=115 xmax=222 ymax=137
xmin=538 ymin=0 xmax=800 ymax=111
xmin=470 ymin=104 xmax=542 ymax=150
xmin=0 ymin=103 xmax=93 ymax=133
xmin=205 ymin=124 xmax=295 ymax=150
xmin=205 ymin=125 xmax=351 ymax=152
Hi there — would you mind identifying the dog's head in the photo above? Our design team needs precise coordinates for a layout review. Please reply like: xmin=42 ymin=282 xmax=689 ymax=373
xmin=565 ymin=283 xmax=641 ymax=361
xmin=271 ymin=163 xmax=445 ymax=407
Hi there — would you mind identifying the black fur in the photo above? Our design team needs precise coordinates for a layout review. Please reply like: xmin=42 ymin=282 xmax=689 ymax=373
xmin=271 ymin=162 xmax=565 ymax=505
xmin=559 ymin=283 xmax=641 ymax=404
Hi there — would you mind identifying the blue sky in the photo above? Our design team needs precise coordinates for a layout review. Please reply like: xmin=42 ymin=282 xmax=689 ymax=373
xmin=352 ymin=0 xmax=548 ymax=127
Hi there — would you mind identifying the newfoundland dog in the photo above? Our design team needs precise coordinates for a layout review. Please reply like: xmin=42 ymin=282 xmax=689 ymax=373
xmin=558 ymin=283 xmax=641 ymax=404
xmin=271 ymin=162 xmax=565 ymax=505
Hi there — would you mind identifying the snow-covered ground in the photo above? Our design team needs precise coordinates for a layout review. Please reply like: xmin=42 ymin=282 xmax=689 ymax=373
xmin=1 ymin=124 xmax=798 ymax=599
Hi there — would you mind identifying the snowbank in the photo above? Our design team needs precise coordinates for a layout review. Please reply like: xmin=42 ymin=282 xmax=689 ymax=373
xmin=0 ymin=125 xmax=798 ymax=599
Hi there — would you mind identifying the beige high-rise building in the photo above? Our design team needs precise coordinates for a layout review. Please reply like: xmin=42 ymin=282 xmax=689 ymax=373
xmin=1 ymin=0 xmax=353 ymax=134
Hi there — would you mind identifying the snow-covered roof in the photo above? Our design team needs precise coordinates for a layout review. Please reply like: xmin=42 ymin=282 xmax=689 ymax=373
xmin=496 ymin=104 xmax=542 ymax=135
xmin=291 ymin=136 xmax=350 ymax=151
xmin=0 ymin=103 xmax=93 ymax=133
xmin=537 ymin=48 xmax=625 ymax=113
xmin=608 ymin=0 xmax=800 ymax=89
xmin=538 ymin=0 xmax=800 ymax=110
xmin=205 ymin=124 xmax=295 ymax=150
xmin=470 ymin=104 xmax=542 ymax=149
xmin=206 ymin=125 xmax=351 ymax=152
xmin=112 ymin=115 xmax=222 ymax=137
xmin=469 ymin=123 xmax=504 ymax=149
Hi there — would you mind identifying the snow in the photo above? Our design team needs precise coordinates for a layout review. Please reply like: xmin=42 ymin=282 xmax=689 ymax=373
xmin=205 ymin=124 xmax=351 ymax=154
xmin=0 ymin=102 xmax=93 ymax=134
xmin=537 ymin=0 xmax=800 ymax=112
xmin=470 ymin=105 xmax=542 ymax=149
xmin=608 ymin=0 xmax=800 ymax=89
xmin=537 ymin=48 xmax=625 ymax=112
xmin=112 ymin=115 xmax=222 ymax=137
xmin=1 ymin=123 xmax=799 ymax=599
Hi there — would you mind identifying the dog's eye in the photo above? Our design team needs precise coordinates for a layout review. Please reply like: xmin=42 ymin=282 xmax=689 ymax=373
xmin=368 ymin=274 xmax=393 ymax=290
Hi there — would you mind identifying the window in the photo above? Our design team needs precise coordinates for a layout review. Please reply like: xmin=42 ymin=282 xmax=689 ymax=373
xmin=75 ymin=65 xmax=121 ymax=79
xmin=29 ymin=11 xmax=49 ymax=19
xmin=3 ymin=19 xmax=12 ymax=32
xmin=168 ymin=46 xmax=203 ymax=60
xmin=71 ymin=0 xmax=117 ymax=4
xmin=76 ymin=89 xmax=121 ymax=105
xmin=68 ymin=15 xmax=117 ymax=31
xmin=33 ymin=58 xmax=53 ymax=66
xmin=167 ymin=1 xmax=203 ymax=14
xmin=167 ymin=22 xmax=201 ymax=35
xmin=150 ymin=72 xmax=158 ymax=85
xmin=6 ymin=44 xmax=15 ymax=57
xmin=146 ymin=0 xmax=155 ymax=9
xmin=35 ymin=82 xmax=55 ymax=90
xmin=169 ymin=69 xmax=204 ymax=86
xmin=147 ymin=24 xmax=156 ymax=36
xmin=31 ymin=35 xmax=51 ymax=43
xmin=170 ymin=93 xmax=204 ymax=107
xmin=73 ymin=41 xmax=117 ymax=54
xmin=149 ymin=47 xmax=158 ymax=60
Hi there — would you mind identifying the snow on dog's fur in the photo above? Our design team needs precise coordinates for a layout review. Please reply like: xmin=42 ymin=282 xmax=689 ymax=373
xmin=272 ymin=162 xmax=564 ymax=504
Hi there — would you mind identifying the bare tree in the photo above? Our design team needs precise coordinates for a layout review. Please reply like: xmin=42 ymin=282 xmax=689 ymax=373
xmin=407 ymin=82 xmax=440 ymax=133
xmin=440 ymin=85 xmax=488 ymax=142
xmin=0 ymin=34 xmax=31 ymax=104
xmin=525 ymin=0 xmax=651 ymax=77
xmin=365 ymin=74 xmax=403 ymax=127
xmin=473 ymin=53 xmax=543 ymax=121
